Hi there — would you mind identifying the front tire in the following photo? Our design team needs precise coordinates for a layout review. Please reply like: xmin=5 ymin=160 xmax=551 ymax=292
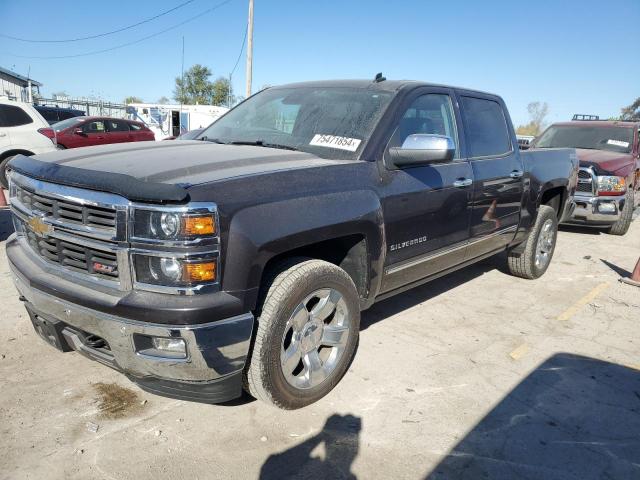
xmin=607 ymin=189 xmax=634 ymax=236
xmin=244 ymin=258 xmax=360 ymax=409
xmin=507 ymin=205 xmax=558 ymax=279
xmin=0 ymin=155 xmax=16 ymax=189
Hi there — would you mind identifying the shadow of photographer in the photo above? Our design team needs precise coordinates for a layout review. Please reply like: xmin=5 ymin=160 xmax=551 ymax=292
xmin=259 ymin=413 xmax=361 ymax=480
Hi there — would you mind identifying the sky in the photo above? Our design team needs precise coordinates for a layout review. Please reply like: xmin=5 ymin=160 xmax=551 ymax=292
xmin=0 ymin=0 xmax=638 ymax=127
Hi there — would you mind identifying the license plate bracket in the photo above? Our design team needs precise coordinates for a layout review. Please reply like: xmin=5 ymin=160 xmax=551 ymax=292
xmin=28 ymin=310 xmax=73 ymax=352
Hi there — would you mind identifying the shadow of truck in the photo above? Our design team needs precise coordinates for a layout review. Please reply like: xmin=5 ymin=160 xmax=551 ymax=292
xmin=426 ymin=353 xmax=640 ymax=480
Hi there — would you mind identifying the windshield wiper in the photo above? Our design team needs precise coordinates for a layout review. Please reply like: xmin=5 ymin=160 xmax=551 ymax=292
xmin=229 ymin=140 xmax=299 ymax=151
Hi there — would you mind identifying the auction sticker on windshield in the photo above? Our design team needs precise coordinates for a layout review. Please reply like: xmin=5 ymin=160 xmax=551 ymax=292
xmin=310 ymin=134 xmax=361 ymax=152
xmin=607 ymin=139 xmax=629 ymax=148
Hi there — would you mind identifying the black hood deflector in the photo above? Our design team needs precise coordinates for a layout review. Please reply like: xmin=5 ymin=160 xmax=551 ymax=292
xmin=8 ymin=155 xmax=189 ymax=203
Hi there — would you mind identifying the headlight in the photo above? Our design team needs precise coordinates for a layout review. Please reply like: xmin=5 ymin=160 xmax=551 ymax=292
xmin=133 ymin=208 xmax=216 ymax=241
xmin=134 ymin=255 xmax=217 ymax=288
xmin=596 ymin=176 xmax=626 ymax=196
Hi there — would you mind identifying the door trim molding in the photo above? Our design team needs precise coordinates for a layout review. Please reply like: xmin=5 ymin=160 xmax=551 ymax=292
xmin=384 ymin=225 xmax=517 ymax=275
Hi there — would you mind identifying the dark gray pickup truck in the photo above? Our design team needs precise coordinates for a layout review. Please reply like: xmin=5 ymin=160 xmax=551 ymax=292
xmin=6 ymin=79 xmax=578 ymax=409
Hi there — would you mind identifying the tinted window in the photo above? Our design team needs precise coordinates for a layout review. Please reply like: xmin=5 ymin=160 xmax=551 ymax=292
xmin=106 ymin=119 xmax=129 ymax=132
xmin=82 ymin=120 xmax=106 ymax=133
xmin=387 ymin=93 xmax=459 ymax=157
xmin=0 ymin=104 xmax=34 ymax=127
xmin=461 ymin=97 xmax=511 ymax=157
xmin=535 ymin=125 xmax=634 ymax=154
xmin=35 ymin=107 xmax=59 ymax=123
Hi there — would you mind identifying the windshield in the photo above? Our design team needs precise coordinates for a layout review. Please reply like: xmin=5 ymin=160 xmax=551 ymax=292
xmin=535 ymin=125 xmax=634 ymax=154
xmin=52 ymin=117 xmax=85 ymax=132
xmin=199 ymin=86 xmax=393 ymax=159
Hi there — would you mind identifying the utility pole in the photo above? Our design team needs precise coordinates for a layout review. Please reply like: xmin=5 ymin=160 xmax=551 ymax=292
xmin=245 ymin=0 xmax=254 ymax=99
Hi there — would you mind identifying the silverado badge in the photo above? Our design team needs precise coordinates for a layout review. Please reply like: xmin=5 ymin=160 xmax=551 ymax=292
xmin=27 ymin=216 xmax=53 ymax=237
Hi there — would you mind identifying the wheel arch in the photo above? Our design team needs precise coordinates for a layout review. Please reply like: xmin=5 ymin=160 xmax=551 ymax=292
xmin=222 ymin=190 xmax=385 ymax=311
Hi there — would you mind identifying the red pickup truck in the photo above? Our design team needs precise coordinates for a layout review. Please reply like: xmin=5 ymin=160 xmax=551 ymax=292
xmin=51 ymin=116 xmax=155 ymax=149
xmin=531 ymin=117 xmax=639 ymax=235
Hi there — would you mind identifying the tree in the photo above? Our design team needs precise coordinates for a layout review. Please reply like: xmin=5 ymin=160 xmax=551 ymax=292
xmin=124 ymin=96 xmax=143 ymax=104
xmin=516 ymin=101 xmax=549 ymax=136
xmin=173 ymin=64 xmax=231 ymax=106
xmin=621 ymin=97 xmax=640 ymax=121
xmin=211 ymin=77 xmax=232 ymax=106
xmin=157 ymin=96 xmax=170 ymax=105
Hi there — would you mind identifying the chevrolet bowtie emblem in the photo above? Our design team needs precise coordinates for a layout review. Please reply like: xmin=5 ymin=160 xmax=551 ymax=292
xmin=27 ymin=216 xmax=53 ymax=236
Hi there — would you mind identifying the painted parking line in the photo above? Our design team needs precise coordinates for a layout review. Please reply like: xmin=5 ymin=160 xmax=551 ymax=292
xmin=556 ymin=282 xmax=610 ymax=321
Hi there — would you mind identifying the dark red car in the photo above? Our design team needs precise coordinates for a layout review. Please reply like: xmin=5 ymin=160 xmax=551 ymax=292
xmin=50 ymin=116 xmax=155 ymax=149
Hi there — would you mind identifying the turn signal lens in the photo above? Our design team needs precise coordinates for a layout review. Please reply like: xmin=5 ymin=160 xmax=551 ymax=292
xmin=183 ymin=261 xmax=216 ymax=282
xmin=183 ymin=216 xmax=215 ymax=236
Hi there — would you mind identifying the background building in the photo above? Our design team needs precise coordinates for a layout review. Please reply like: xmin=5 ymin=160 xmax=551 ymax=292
xmin=0 ymin=66 xmax=41 ymax=102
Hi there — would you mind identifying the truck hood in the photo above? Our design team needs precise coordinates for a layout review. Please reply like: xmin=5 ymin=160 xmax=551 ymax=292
xmin=32 ymin=140 xmax=342 ymax=185
xmin=575 ymin=148 xmax=634 ymax=175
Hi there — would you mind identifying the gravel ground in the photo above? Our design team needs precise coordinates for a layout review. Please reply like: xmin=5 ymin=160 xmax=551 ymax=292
xmin=0 ymin=207 xmax=639 ymax=480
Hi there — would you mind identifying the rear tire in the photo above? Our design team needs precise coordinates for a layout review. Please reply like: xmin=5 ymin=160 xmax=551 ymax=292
xmin=507 ymin=205 xmax=558 ymax=279
xmin=607 ymin=189 xmax=634 ymax=236
xmin=244 ymin=258 xmax=360 ymax=409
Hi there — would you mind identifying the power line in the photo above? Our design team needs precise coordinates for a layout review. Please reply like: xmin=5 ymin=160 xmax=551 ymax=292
xmin=230 ymin=25 xmax=248 ymax=78
xmin=2 ymin=0 xmax=235 ymax=59
xmin=0 ymin=0 xmax=198 ymax=43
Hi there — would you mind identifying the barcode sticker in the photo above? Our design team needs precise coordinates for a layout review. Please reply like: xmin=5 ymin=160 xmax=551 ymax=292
xmin=310 ymin=134 xmax=362 ymax=152
xmin=607 ymin=139 xmax=629 ymax=148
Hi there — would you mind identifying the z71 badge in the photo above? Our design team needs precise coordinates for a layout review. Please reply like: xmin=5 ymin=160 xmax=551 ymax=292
xmin=390 ymin=236 xmax=427 ymax=252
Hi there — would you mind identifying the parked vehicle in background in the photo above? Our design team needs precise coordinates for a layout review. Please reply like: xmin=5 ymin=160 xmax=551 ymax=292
xmin=517 ymin=135 xmax=535 ymax=150
xmin=5 ymin=78 xmax=578 ymax=409
xmin=52 ymin=116 xmax=155 ymax=149
xmin=34 ymin=105 xmax=85 ymax=125
xmin=0 ymin=98 xmax=56 ymax=188
xmin=531 ymin=115 xmax=639 ymax=235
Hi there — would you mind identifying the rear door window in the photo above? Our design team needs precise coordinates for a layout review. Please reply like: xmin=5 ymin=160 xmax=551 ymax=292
xmin=0 ymin=104 xmax=34 ymax=127
xmin=461 ymin=96 xmax=512 ymax=158
xmin=106 ymin=119 xmax=129 ymax=132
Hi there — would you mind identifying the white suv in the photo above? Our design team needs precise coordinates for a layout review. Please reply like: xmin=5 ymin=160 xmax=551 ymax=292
xmin=0 ymin=98 xmax=57 ymax=189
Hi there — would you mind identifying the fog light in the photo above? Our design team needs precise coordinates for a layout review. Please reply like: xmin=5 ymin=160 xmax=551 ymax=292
xmin=598 ymin=202 xmax=616 ymax=213
xmin=134 ymin=334 xmax=187 ymax=359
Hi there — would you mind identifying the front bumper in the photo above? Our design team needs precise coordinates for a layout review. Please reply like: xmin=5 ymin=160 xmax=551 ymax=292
xmin=8 ymin=234 xmax=254 ymax=404
xmin=564 ymin=193 xmax=626 ymax=225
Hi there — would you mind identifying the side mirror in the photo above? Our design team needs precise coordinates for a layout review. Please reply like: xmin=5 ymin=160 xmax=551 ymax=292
xmin=388 ymin=134 xmax=455 ymax=168
xmin=73 ymin=128 xmax=84 ymax=135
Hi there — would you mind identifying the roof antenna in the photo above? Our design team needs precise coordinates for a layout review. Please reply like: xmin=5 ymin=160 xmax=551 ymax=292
xmin=374 ymin=72 xmax=386 ymax=83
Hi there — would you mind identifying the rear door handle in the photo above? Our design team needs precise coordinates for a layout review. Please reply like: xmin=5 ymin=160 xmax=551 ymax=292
xmin=510 ymin=170 xmax=524 ymax=179
xmin=453 ymin=178 xmax=473 ymax=188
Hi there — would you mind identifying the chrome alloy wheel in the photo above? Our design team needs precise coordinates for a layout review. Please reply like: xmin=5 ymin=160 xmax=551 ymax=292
xmin=535 ymin=219 xmax=555 ymax=269
xmin=280 ymin=288 xmax=351 ymax=390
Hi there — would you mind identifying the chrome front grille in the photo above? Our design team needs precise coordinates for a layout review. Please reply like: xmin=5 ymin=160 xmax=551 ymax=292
xmin=15 ymin=184 xmax=117 ymax=232
xmin=9 ymin=171 xmax=130 ymax=290
xmin=24 ymin=224 xmax=119 ymax=279
xmin=576 ymin=167 xmax=595 ymax=195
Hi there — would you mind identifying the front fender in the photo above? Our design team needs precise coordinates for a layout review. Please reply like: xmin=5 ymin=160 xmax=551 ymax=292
xmin=222 ymin=190 xmax=384 ymax=309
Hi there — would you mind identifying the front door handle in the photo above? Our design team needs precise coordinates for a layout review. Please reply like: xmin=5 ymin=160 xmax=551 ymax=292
xmin=453 ymin=178 xmax=473 ymax=188
xmin=510 ymin=170 xmax=524 ymax=179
